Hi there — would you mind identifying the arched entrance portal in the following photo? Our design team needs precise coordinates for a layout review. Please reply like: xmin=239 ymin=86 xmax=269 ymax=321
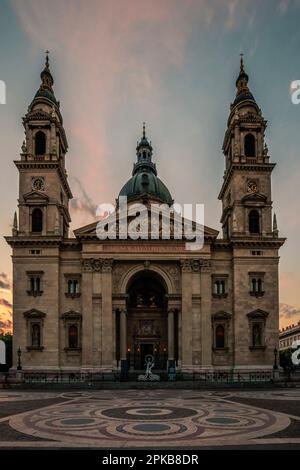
xmin=127 ymin=272 xmax=168 ymax=371
xmin=116 ymin=270 xmax=178 ymax=375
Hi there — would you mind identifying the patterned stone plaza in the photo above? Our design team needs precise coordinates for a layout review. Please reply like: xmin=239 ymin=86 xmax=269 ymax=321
xmin=0 ymin=389 xmax=300 ymax=449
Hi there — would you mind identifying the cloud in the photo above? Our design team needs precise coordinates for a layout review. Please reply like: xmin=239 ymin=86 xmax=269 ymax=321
xmin=0 ymin=299 xmax=12 ymax=309
xmin=277 ymin=0 xmax=289 ymax=14
xmin=69 ymin=177 xmax=98 ymax=219
xmin=0 ymin=273 xmax=10 ymax=290
xmin=11 ymin=0 xmax=259 ymax=207
xmin=280 ymin=302 xmax=300 ymax=324
xmin=0 ymin=319 xmax=12 ymax=334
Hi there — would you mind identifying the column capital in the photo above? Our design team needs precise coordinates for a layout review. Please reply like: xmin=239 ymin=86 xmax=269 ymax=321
xmin=81 ymin=258 xmax=114 ymax=273
xmin=180 ymin=260 xmax=193 ymax=272
xmin=82 ymin=258 xmax=93 ymax=272
xmin=200 ymin=259 xmax=212 ymax=273
xmin=102 ymin=258 xmax=114 ymax=273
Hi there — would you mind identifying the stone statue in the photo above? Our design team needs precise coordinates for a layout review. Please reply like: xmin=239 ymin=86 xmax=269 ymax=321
xmin=138 ymin=354 xmax=160 ymax=381
xmin=21 ymin=140 xmax=27 ymax=154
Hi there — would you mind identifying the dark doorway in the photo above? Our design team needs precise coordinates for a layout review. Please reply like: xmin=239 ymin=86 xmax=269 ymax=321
xmin=140 ymin=343 xmax=153 ymax=369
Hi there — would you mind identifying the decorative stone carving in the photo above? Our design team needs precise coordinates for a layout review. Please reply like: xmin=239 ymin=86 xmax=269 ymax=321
xmin=102 ymin=259 xmax=113 ymax=273
xmin=93 ymin=259 xmax=102 ymax=272
xmin=180 ymin=260 xmax=193 ymax=272
xmin=144 ymin=260 xmax=150 ymax=270
xmin=82 ymin=259 xmax=93 ymax=272
xmin=112 ymin=263 xmax=131 ymax=292
xmin=192 ymin=259 xmax=201 ymax=272
xmin=200 ymin=259 xmax=212 ymax=273
xmin=165 ymin=264 xmax=180 ymax=292
xmin=81 ymin=258 xmax=114 ymax=273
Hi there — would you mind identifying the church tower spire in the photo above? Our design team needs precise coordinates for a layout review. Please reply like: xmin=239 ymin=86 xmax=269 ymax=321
xmin=218 ymin=54 xmax=275 ymax=240
xmin=13 ymin=52 xmax=72 ymax=238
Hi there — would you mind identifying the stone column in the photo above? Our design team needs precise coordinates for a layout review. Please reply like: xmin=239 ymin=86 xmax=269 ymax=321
xmin=81 ymin=260 xmax=93 ymax=369
xmin=181 ymin=260 xmax=193 ymax=370
xmin=200 ymin=260 xmax=212 ymax=369
xmin=120 ymin=309 xmax=127 ymax=360
xmin=101 ymin=259 xmax=113 ymax=369
xmin=120 ymin=309 xmax=128 ymax=379
xmin=168 ymin=309 xmax=175 ymax=369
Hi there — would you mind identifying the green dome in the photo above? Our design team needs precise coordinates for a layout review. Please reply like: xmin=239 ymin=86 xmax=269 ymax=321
xmin=34 ymin=88 xmax=58 ymax=105
xmin=119 ymin=124 xmax=173 ymax=205
xmin=119 ymin=170 xmax=173 ymax=205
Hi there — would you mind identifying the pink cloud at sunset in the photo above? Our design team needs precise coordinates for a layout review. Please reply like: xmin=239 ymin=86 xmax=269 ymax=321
xmin=0 ymin=0 xmax=299 ymax=334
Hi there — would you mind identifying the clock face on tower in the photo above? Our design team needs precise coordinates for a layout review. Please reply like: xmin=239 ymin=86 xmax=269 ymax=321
xmin=247 ymin=180 xmax=258 ymax=193
xmin=32 ymin=177 xmax=45 ymax=192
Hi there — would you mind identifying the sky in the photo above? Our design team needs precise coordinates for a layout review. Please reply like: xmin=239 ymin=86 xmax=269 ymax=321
xmin=0 ymin=0 xmax=300 ymax=333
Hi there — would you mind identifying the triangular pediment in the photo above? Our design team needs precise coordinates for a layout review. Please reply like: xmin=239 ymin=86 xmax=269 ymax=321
xmin=23 ymin=191 xmax=49 ymax=203
xmin=74 ymin=204 xmax=218 ymax=241
xmin=61 ymin=310 xmax=82 ymax=320
xmin=241 ymin=192 xmax=267 ymax=203
xmin=23 ymin=308 xmax=46 ymax=319
xmin=247 ymin=309 xmax=269 ymax=319
xmin=26 ymin=110 xmax=50 ymax=121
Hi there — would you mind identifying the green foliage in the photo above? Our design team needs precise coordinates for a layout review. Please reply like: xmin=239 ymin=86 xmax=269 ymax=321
xmin=279 ymin=348 xmax=295 ymax=370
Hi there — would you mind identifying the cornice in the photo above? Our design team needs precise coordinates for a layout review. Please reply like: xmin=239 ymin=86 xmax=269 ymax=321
xmin=218 ymin=162 xmax=276 ymax=200
xmin=14 ymin=160 xmax=73 ymax=199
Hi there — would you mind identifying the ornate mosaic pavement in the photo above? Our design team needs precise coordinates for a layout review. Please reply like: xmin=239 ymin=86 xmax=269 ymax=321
xmin=0 ymin=389 xmax=300 ymax=448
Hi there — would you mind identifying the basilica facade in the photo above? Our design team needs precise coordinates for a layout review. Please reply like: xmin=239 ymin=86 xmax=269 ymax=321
xmin=6 ymin=55 xmax=285 ymax=376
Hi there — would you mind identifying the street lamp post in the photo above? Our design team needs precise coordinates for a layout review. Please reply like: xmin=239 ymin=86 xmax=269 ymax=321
xmin=273 ymin=347 xmax=278 ymax=370
xmin=17 ymin=347 xmax=22 ymax=371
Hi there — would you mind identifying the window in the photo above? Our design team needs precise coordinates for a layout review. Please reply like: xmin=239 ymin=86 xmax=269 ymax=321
xmin=212 ymin=312 xmax=231 ymax=351
xmin=214 ymin=280 xmax=226 ymax=295
xmin=32 ymin=208 xmax=43 ymax=232
xmin=65 ymin=275 xmax=81 ymax=298
xmin=249 ymin=273 xmax=265 ymax=297
xmin=27 ymin=271 xmax=43 ymax=296
xmin=30 ymin=249 xmax=41 ymax=254
xmin=61 ymin=310 xmax=82 ymax=352
xmin=252 ymin=322 xmax=262 ymax=347
xmin=68 ymin=325 xmax=78 ymax=349
xmin=68 ymin=279 xmax=79 ymax=295
xmin=244 ymin=133 xmax=256 ymax=157
xmin=23 ymin=309 xmax=45 ymax=350
xmin=249 ymin=209 xmax=260 ymax=234
xmin=212 ymin=275 xmax=228 ymax=297
xmin=247 ymin=309 xmax=268 ymax=349
xmin=35 ymin=131 xmax=46 ymax=155
xmin=215 ymin=325 xmax=225 ymax=349
xmin=31 ymin=323 xmax=41 ymax=347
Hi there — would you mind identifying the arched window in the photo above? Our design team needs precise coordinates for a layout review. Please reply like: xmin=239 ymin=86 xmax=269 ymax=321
xmin=32 ymin=208 xmax=43 ymax=232
xmin=31 ymin=323 xmax=41 ymax=347
xmin=249 ymin=210 xmax=260 ymax=234
xmin=216 ymin=325 xmax=225 ymax=349
xmin=35 ymin=131 xmax=46 ymax=155
xmin=68 ymin=325 xmax=78 ymax=349
xmin=244 ymin=133 xmax=256 ymax=157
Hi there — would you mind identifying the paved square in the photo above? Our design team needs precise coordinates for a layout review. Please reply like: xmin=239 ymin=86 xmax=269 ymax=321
xmin=0 ymin=389 xmax=300 ymax=448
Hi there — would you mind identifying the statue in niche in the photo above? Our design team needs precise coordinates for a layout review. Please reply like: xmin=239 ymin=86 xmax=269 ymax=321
xmin=149 ymin=295 xmax=157 ymax=307
xmin=136 ymin=294 xmax=144 ymax=307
